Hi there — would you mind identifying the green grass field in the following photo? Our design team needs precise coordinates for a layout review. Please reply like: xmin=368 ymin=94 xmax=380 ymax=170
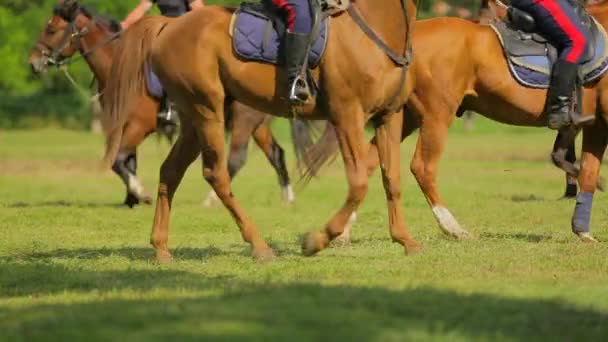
xmin=1 ymin=118 xmax=607 ymax=341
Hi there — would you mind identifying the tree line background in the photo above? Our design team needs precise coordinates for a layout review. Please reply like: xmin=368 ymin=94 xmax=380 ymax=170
xmin=0 ymin=0 xmax=481 ymax=130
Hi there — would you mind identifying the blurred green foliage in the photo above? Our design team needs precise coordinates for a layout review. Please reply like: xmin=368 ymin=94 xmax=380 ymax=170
xmin=0 ymin=0 xmax=476 ymax=129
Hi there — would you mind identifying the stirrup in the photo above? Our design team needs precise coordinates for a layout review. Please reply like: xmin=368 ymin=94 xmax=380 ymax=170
xmin=289 ymin=74 xmax=311 ymax=105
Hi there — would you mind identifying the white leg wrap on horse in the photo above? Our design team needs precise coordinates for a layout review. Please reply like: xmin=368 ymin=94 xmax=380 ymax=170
xmin=127 ymin=174 xmax=145 ymax=197
xmin=432 ymin=206 xmax=469 ymax=238
xmin=203 ymin=190 xmax=220 ymax=207
xmin=281 ymin=185 xmax=295 ymax=204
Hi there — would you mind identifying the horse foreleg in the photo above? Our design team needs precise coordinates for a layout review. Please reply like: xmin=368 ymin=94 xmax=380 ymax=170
xmin=411 ymin=118 xmax=471 ymax=239
xmin=112 ymin=149 xmax=152 ymax=208
xmin=336 ymin=109 xmax=420 ymax=245
xmin=302 ymin=110 xmax=368 ymax=256
xmin=572 ymin=119 xmax=608 ymax=243
xmin=252 ymin=121 xmax=294 ymax=204
xmin=375 ymin=110 xmax=422 ymax=254
xmin=151 ymin=125 xmax=200 ymax=262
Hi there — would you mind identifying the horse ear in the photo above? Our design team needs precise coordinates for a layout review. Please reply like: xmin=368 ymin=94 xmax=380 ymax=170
xmin=55 ymin=0 xmax=80 ymax=20
xmin=65 ymin=0 xmax=80 ymax=19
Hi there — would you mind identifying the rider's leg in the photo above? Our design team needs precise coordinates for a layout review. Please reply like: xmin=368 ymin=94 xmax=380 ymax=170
xmin=511 ymin=0 xmax=590 ymax=129
xmin=268 ymin=0 xmax=313 ymax=103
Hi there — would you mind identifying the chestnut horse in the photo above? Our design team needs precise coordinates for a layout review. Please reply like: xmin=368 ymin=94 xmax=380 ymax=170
xmin=307 ymin=6 xmax=608 ymax=243
xmin=28 ymin=1 xmax=309 ymax=208
xmin=102 ymin=0 xmax=420 ymax=261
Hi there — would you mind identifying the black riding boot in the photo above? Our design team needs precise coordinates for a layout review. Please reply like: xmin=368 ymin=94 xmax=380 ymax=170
xmin=547 ymin=59 xmax=579 ymax=130
xmin=285 ymin=31 xmax=311 ymax=104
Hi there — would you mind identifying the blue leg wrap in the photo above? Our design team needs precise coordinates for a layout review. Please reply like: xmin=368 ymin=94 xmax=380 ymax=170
xmin=571 ymin=192 xmax=593 ymax=233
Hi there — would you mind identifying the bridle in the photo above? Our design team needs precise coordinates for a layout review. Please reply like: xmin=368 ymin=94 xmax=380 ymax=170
xmin=33 ymin=6 xmax=122 ymax=100
xmin=34 ymin=7 xmax=121 ymax=68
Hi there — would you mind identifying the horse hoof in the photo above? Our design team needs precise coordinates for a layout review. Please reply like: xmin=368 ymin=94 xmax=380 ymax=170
xmin=155 ymin=249 xmax=173 ymax=264
xmin=404 ymin=241 xmax=424 ymax=255
xmin=576 ymin=232 xmax=599 ymax=243
xmin=124 ymin=194 xmax=139 ymax=208
xmin=442 ymin=227 xmax=472 ymax=240
xmin=252 ymin=247 xmax=276 ymax=263
xmin=301 ymin=231 xmax=328 ymax=257
xmin=141 ymin=193 xmax=153 ymax=205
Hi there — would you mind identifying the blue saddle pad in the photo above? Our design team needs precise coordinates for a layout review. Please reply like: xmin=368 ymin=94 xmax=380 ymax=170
xmin=231 ymin=8 xmax=328 ymax=67
xmin=490 ymin=18 xmax=608 ymax=88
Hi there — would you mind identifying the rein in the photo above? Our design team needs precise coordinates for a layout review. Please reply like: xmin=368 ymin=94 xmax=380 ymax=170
xmin=346 ymin=0 xmax=414 ymax=109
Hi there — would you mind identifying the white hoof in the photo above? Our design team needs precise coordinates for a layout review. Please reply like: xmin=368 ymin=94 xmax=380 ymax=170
xmin=281 ymin=185 xmax=295 ymax=204
xmin=203 ymin=190 xmax=220 ymax=207
xmin=432 ymin=206 xmax=470 ymax=239
xmin=576 ymin=232 xmax=599 ymax=243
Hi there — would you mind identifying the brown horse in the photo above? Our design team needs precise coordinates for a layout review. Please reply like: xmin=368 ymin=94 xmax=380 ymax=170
xmin=102 ymin=0 xmax=420 ymax=261
xmin=476 ymin=0 xmax=582 ymax=199
xmin=307 ymin=6 xmax=608 ymax=243
xmin=28 ymin=1 xmax=307 ymax=208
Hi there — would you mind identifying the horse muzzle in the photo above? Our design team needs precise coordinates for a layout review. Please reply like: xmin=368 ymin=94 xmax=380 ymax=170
xmin=28 ymin=55 xmax=50 ymax=75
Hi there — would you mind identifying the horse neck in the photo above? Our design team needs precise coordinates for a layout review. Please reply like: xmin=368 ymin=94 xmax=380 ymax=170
xmin=74 ymin=14 xmax=116 ymax=90
xmin=353 ymin=0 xmax=412 ymax=54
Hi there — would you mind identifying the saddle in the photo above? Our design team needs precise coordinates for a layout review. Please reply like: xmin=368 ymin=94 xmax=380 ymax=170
xmin=490 ymin=6 xmax=608 ymax=88
xmin=230 ymin=1 xmax=349 ymax=67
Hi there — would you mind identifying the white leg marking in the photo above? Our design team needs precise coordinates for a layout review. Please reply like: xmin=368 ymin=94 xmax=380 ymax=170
xmin=203 ymin=190 xmax=220 ymax=207
xmin=432 ymin=206 xmax=470 ymax=239
xmin=127 ymin=174 xmax=145 ymax=197
xmin=281 ymin=185 xmax=296 ymax=204
xmin=334 ymin=212 xmax=357 ymax=246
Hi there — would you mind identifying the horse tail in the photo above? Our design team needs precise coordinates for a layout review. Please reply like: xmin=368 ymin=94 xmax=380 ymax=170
xmin=292 ymin=120 xmax=340 ymax=184
xmin=290 ymin=119 xmax=317 ymax=173
xmin=100 ymin=16 xmax=170 ymax=170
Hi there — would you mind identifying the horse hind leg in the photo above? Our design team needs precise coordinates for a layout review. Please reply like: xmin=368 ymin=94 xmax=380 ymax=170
xmin=252 ymin=120 xmax=295 ymax=204
xmin=151 ymin=124 xmax=201 ymax=262
xmin=551 ymin=129 xmax=580 ymax=198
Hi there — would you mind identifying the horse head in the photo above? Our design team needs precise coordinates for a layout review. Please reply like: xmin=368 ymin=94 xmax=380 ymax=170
xmin=28 ymin=0 xmax=86 ymax=74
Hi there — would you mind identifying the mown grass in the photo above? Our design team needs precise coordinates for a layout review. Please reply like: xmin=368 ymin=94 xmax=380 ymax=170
xmin=1 ymin=118 xmax=607 ymax=341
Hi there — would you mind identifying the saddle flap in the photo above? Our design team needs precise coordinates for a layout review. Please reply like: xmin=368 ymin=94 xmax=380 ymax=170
xmin=490 ymin=17 xmax=608 ymax=88
xmin=492 ymin=20 xmax=549 ymax=57
xmin=230 ymin=3 xmax=329 ymax=68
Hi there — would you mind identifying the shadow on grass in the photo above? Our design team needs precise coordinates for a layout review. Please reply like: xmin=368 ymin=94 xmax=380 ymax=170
xmin=3 ymin=200 xmax=126 ymax=209
xmin=510 ymin=194 xmax=545 ymax=202
xmin=0 ymin=261 xmax=605 ymax=340
xmin=1 ymin=246 xmax=228 ymax=263
xmin=480 ymin=232 xmax=553 ymax=243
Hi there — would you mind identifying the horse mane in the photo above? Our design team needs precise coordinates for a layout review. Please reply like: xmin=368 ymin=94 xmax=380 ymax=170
xmin=80 ymin=5 xmax=122 ymax=33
